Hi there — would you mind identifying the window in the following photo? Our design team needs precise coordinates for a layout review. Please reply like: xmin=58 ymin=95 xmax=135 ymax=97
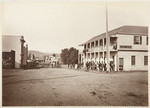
xmin=96 ymin=41 xmax=98 ymax=47
xmin=144 ymin=56 xmax=148 ymax=65
xmin=134 ymin=36 xmax=142 ymax=44
xmin=134 ymin=36 xmax=139 ymax=44
xmin=147 ymin=37 xmax=148 ymax=45
xmin=84 ymin=44 xmax=86 ymax=49
xmin=88 ymin=43 xmax=90 ymax=48
xmin=91 ymin=42 xmax=94 ymax=48
xmin=131 ymin=56 xmax=135 ymax=65
xmin=100 ymin=39 xmax=103 ymax=46
xmin=104 ymin=38 xmax=106 ymax=46
xmin=119 ymin=58 xmax=124 ymax=71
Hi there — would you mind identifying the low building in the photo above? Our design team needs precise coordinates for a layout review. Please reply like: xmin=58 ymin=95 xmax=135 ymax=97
xmin=36 ymin=56 xmax=45 ymax=67
xmin=2 ymin=35 xmax=28 ymax=69
xmin=78 ymin=25 xmax=148 ymax=71
xmin=44 ymin=55 xmax=53 ymax=65
xmin=2 ymin=50 xmax=15 ymax=69
xmin=27 ymin=53 xmax=37 ymax=68
xmin=44 ymin=55 xmax=60 ymax=67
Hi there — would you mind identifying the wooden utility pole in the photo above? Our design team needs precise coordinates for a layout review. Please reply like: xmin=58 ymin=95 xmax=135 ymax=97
xmin=106 ymin=2 xmax=110 ymax=72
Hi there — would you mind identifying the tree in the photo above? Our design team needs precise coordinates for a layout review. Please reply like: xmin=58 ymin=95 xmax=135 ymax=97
xmin=69 ymin=47 xmax=78 ymax=64
xmin=61 ymin=48 xmax=69 ymax=64
xmin=52 ymin=53 xmax=56 ymax=57
xmin=61 ymin=47 xmax=78 ymax=65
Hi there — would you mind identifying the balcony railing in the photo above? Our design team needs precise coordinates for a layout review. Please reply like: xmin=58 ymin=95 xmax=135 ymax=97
xmin=83 ymin=44 xmax=117 ymax=53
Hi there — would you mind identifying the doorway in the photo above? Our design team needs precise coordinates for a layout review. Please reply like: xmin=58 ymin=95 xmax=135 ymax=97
xmin=119 ymin=58 xmax=123 ymax=71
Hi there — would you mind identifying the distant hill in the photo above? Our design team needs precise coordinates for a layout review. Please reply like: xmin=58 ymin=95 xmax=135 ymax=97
xmin=28 ymin=50 xmax=60 ymax=58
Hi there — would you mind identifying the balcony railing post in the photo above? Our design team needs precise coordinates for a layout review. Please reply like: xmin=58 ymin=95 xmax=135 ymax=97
xmin=90 ymin=42 xmax=91 ymax=61
xmin=103 ymin=38 xmax=105 ymax=64
xmin=98 ymin=39 xmax=100 ymax=62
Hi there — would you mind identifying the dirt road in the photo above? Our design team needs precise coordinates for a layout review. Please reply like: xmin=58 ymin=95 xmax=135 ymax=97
xmin=2 ymin=68 xmax=148 ymax=106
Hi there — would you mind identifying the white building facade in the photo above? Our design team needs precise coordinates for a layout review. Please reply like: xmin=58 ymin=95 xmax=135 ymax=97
xmin=78 ymin=26 xmax=148 ymax=71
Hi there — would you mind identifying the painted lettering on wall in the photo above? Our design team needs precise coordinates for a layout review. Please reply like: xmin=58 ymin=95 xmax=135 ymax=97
xmin=120 ymin=45 xmax=132 ymax=48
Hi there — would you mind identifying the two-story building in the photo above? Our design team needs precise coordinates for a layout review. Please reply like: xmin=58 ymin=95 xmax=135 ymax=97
xmin=78 ymin=25 xmax=148 ymax=71
xmin=2 ymin=35 xmax=28 ymax=69
xmin=44 ymin=55 xmax=60 ymax=66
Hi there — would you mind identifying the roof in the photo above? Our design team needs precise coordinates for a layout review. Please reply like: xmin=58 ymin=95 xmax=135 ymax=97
xmin=37 ymin=56 xmax=44 ymax=60
xmin=79 ymin=25 xmax=148 ymax=46
xmin=2 ymin=49 xmax=13 ymax=52
xmin=2 ymin=35 xmax=23 ymax=37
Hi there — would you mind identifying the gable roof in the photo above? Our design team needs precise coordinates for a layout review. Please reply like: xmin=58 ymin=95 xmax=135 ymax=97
xmin=79 ymin=25 xmax=148 ymax=46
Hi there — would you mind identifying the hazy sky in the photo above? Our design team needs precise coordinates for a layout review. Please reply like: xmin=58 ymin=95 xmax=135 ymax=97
xmin=2 ymin=1 xmax=149 ymax=53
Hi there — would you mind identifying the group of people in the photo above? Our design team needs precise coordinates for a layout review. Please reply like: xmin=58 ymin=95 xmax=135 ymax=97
xmin=86 ymin=61 xmax=115 ymax=72
xmin=68 ymin=63 xmax=83 ymax=70
xmin=68 ymin=61 xmax=115 ymax=72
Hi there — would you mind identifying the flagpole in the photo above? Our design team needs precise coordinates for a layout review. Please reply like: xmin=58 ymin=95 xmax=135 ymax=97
xmin=106 ymin=1 xmax=110 ymax=72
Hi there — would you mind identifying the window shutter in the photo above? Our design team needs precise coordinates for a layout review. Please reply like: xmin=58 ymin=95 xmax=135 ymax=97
xmin=131 ymin=56 xmax=135 ymax=65
xmin=144 ymin=56 xmax=148 ymax=65
xmin=134 ymin=36 xmax=136 ymax=44
xmin=140 ymin=36 xmax=142 ymax=44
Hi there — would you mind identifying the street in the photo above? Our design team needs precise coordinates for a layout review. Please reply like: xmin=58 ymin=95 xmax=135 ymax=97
xmin=2 ymin=68 xmax=148 ymax=106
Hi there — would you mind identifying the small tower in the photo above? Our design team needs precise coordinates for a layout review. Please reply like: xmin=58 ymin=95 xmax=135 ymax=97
xmin=20 ymin=36 xmax=26 ymax=68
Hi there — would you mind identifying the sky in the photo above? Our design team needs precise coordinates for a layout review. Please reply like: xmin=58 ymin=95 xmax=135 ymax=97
xmin=1 ymin=1 xmax=149 ymax=53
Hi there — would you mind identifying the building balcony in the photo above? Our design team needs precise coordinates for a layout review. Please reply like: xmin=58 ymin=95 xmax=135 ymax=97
xmin=84 ymin=44 xmax=117 ymax=53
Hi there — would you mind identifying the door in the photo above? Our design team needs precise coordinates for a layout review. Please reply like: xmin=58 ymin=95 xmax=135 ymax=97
xmin=119 ymin=58 xmax=123 ymax=71
xmin=112 ymin=56 xmax=115 ymax=64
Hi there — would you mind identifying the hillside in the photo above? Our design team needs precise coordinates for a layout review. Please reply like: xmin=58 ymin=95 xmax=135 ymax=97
xmin=28 ymin=50 xmax=60 ymax=58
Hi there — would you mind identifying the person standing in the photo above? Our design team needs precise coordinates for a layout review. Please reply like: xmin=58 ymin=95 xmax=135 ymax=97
xmin=86 ymin=62 xmax=88 ymax=71
xmin=89 ymin=62 xmax=91 ymax=70
xmin=101 ymin=62 xmax=104 ymax=71
xmin=110 ymin=61 xmax=112 ymax=71
xmin=98 ymin=62 xmax=100 ymax=72
xmin=104 ymin=62 xmax=106 ymax=71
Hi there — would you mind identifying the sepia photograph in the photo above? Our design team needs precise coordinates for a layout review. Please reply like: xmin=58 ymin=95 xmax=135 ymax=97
xmin=1 ymin=0 xmax=149 ymax=107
